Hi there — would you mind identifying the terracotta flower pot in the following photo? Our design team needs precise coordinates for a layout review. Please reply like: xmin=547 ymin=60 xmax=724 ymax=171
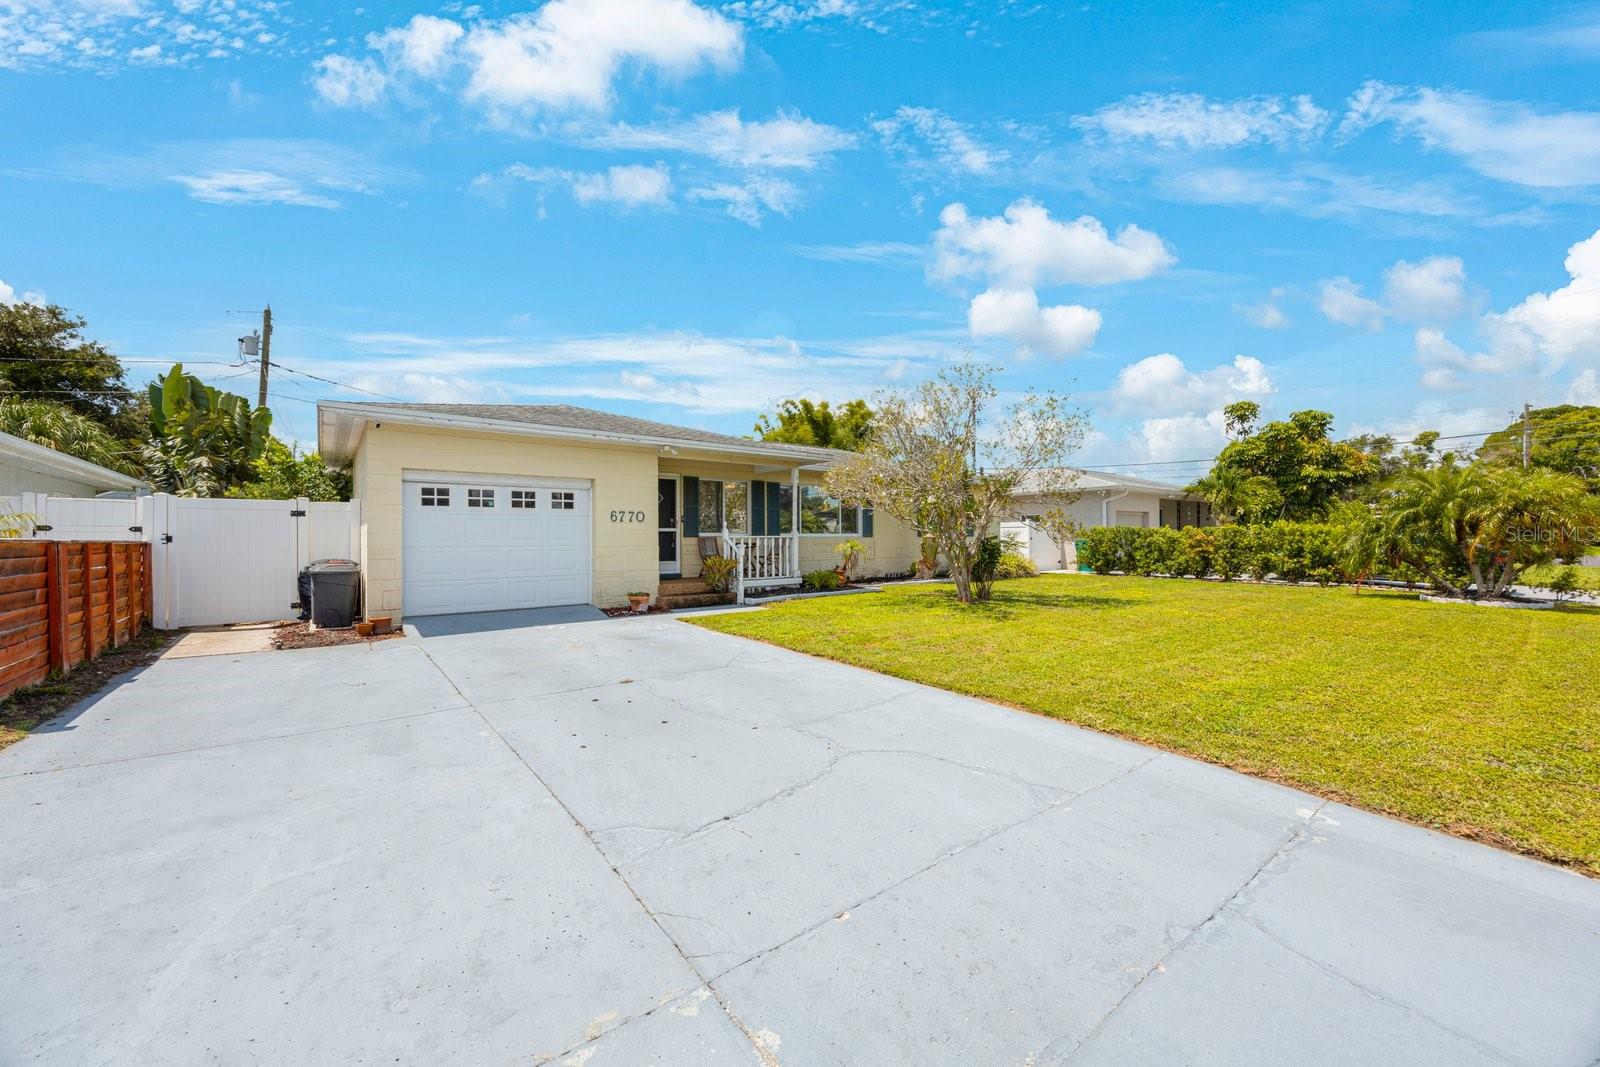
xmin=368 ymin=615 xmax=394 ymax=635
xmin=355 ymin=621 xmax=375 ymax=637
xmin=627 ymin=595 xmax=651 ymax=614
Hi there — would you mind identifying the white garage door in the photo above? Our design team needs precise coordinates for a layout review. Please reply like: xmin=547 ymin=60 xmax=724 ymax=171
xmin=403 ymin=473 xmax=592 ymax=617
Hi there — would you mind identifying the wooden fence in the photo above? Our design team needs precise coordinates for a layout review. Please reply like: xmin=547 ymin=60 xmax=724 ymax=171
xmin=0 ymin=541 xmax=153 ymax=701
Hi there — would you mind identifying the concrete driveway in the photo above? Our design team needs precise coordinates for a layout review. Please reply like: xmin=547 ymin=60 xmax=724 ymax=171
xmin=3 ymin=610 xmax=1597 ymax=1065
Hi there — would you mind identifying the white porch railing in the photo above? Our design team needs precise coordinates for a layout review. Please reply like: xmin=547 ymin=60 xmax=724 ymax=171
xmin=720 ymin=533 xmax=799 ymax=603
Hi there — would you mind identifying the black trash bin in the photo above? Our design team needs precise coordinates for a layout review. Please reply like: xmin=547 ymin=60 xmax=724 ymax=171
xmin=304 ymin=559 xmax=361 ymax=629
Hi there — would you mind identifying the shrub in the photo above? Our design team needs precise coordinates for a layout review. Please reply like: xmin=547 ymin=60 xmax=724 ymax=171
xmin=833 ymin=538 xmax=865 ymax=578
xmin=994 ymin=550 xmax=1039 ymax=579
xmin=969 ymin=535 xmax=1004 ymax=599
xmin=803 ymin=569 xmax=842 ymax=591
xmin=1075 ymin=521 xmax=1362 ymax=585
xmin=700 ymin=554 xmax=738 ymax=593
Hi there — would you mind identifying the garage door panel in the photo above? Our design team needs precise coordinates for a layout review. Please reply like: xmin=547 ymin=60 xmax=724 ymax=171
xmin=403 ymin=476 xmax=592 ymax=617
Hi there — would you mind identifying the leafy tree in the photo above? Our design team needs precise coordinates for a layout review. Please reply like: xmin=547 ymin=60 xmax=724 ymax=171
xmin=0 ymin=302 xmax=141 ymax=438
xmin=1478 ymin=405 xmax=1600 ymax=491
xmin=0 ymin=398 xmax=136 ymax=474
xmin=754 ymin=398 xmax=874 ymax=451
xmin=1344 ymin=430 xmax=1443 ymax=480
xmin=141 ymin=364 xmax=272 ymax=497
xmin=226 ymin=438 xmax=351 ymax=502
xmin=825 ymin=361 xmax=1087 ymax=604
xmin=1191 ymin=409 xmax=1377 ymax=521
xmin=1344 ymin=459 xmax=1599 ymax=598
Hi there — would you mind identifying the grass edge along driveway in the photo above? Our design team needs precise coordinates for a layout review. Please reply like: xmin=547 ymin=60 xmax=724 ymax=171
xmin=690 ymin=574 xmax=1600 ymax=876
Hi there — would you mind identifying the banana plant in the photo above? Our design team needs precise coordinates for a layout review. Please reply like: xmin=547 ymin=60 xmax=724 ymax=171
xmin=142 ymin=364 xmax=272 ymax=496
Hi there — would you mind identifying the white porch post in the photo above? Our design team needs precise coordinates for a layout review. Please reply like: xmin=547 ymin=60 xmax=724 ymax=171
xmin=790 ymin=466 xmax=800 ymax=576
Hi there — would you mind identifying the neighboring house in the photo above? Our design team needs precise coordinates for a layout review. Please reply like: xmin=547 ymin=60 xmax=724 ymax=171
xmin=1002 ymin=468 xmax=1212 ymax=570
xmin=317 ymin=403 xmax=922 ymax=618
xmin=0 ymin=429 xmax=146 ymax=498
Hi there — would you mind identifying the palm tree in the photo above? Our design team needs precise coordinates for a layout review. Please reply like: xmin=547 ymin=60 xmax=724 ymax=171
xmin=1186 ymin=467 xmax=1283 ymax=524
xmin=0 ymin=398 xmax=135 ymax=473
xmin=1345 ymin=459 xmax=1599 ymax=598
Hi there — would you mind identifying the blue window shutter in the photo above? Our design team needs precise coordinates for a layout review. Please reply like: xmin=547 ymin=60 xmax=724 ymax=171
xmin=750 ymin=482 xmax=766 ymax=535
xmin=765 ymin=481 xmax=781 ymax=535
xmin=683 ymin=477 xmax=699 ymax=537
xmin=863 ymin=507 xmax=875 ymax=537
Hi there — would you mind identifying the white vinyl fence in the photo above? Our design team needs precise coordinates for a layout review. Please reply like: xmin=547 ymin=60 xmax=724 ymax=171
xmin=4 ymin=492 xmax=361 ymax=629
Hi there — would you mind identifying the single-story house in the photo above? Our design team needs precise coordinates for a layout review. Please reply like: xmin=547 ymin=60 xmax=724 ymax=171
xmin=1001 ymin=468 xmax=1213 ymax=570
xmin=0 ymin=429 xmax=147 ymax=498
xmin=316 ymin=403 xmax=923 ymax=618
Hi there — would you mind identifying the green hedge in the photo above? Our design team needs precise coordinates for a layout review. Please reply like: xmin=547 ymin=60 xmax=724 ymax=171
xmin=1076 ymin=522 xmax=1355 ymax=585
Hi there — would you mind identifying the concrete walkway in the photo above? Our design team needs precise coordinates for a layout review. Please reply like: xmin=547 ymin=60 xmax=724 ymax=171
xmin=2 ymin=609 xmax=1597 ymax=1064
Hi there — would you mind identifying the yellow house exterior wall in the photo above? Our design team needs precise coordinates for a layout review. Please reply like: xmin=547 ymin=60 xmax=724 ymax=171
xmin=352 ymin=425 xmax=926 ymax=616
xmin=354 ymin=423 xmax=659 ymax=616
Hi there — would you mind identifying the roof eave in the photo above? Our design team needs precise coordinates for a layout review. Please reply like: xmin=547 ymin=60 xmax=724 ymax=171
xmin=316 ymin=402 xmax=839 ymax=468
xmin=0 ymin=432 xmax=146 ymax=491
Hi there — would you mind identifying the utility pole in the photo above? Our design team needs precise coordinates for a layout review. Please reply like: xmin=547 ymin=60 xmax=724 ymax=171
xmin=1521 ymin=402 xmax=1532 ymax=470
xmin=257 ymin=305 xmax=273 ymax=410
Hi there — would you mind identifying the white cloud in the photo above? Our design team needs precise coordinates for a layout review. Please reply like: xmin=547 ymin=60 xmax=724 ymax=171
xmin=482 ymin=162 xmax=673 ymax=210
xmin=1242 ymin=288 xmax=1289 ymax=329
xmin=1340 ymin=81 xmax=1600 ymax=189
xmin=790 ymin=241 xmax=922 ymax=265
xmin=873 ymin=106 xmax=1005 ymax=175
xmin=722 ymin=0 xmax=867 ymax=30
xmin=325 ymin=326 xmax=950 ymax=415
xmin=1111 ymin=353 xmax=1274 ymax=417
xmin=464 ymin=0 xmax=741 ymax=113
xmin=1382 ymin=255 xmax=1467 ymax=323
xmin=0 ymin=280 xmax=12 ymax=304
xmin=1479 ymin=227 xmax=1600 ymax=371
xmin=315 ymin=0 xmax=742 ymax=115
xmin=171 ymin=170 xmax=344 ymax=209
xmin=687 ymin=175 xmax=800 ymax=225
xmin=313 ymin=55 xmax=388 ymax=108
xmin=1139 ymin=411 xmax=1229 ymax=462
xmin=371 ymin=14 xmax=464 ymax=77
xmin=1157 ymin=163 xmax=1497 ymax=224
xmin=572 ymin=163 xmax=673 ymax=207
xmin=1074 ymin=91 xmax=1329 ymax=148
xmin=1318 ymin=277 xmax=1385 ymax=330
xmin=0 ymin=0 xmax=289 ymax=72
xmin=1569 ymin=369 xmax=1600 ymax=405
xmin=966 ymin=287 xmax=1100 ymax=357
xmin=586 ymin=109 xmax=855 ymax=168
xmin=932 ymin=199 xmax=1175 ymax=288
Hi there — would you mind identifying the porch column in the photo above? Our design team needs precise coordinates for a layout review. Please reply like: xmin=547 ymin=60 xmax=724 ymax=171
xmin=790 ymin=466 xmax=801 ymax=576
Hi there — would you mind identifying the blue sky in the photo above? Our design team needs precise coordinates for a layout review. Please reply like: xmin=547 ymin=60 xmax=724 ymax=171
xmin=5 ymin=0 xmax=1600 ymax=482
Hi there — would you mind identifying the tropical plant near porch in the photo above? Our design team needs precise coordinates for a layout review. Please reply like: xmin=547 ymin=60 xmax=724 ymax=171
xmin=699 ymin=554 xmax=738 ymax=593
xmin=1344 ymin=460 xmax=1599 ymax=598
xmin=824 ymin=360 xmax=1088 ymax=604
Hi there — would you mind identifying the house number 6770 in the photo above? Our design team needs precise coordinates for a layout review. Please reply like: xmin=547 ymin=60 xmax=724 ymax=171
xmin=609 ymin=510 xmax=647 ymax=523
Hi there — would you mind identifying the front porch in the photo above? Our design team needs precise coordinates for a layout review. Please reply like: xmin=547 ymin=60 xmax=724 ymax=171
xmin=657 ymin=457 xmax=854 ymax=602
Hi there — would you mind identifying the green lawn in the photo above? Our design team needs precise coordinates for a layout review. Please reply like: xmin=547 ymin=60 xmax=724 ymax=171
xmin=690 ymin=574 xmax=1600 ymax=875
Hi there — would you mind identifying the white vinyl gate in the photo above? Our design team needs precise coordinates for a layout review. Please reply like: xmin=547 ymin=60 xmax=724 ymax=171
xmin=6 ymin=493 xmax=361 ymax=628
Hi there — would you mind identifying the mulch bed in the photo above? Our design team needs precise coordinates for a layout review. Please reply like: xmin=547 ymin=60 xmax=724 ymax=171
xmin=601 ymin=604 xmax=671 ymax=618
xmin=271 ymin=620 xmax=405 ymax=650
xmin=0 ymin=627 xmax=176 ymax=751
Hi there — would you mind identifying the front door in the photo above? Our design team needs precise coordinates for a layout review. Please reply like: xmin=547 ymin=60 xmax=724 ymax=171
xmin=658 ymin=477 xmax=679 ymax=575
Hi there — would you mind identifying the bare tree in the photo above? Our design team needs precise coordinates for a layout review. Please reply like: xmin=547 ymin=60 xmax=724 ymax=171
xmin=825 ymin=360 xmax=1088 ymax=604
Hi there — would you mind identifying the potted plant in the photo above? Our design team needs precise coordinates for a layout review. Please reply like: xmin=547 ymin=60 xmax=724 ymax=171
xmin=626 ymin=591 xmax=651 ymax=613
xmin=700 ymin=555 xmax=737 ymax=594
xmin=834 ymin=539 xmax=864 ymax=582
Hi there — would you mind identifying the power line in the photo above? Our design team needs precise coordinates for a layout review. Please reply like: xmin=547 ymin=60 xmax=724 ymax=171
xmin=266 ymin=360 xmax=403 ymax=402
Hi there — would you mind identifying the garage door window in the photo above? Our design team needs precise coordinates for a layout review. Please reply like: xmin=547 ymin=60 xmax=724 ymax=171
xmin=511 ymin=490 xmax=536 ymax=509
xmin=467 ymin=488 xmax=495 ymax=508
xmin=420 ymin=486 xmax=450 ymax=507
xmin=550 ymin=491 xmax=576 ymax=510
